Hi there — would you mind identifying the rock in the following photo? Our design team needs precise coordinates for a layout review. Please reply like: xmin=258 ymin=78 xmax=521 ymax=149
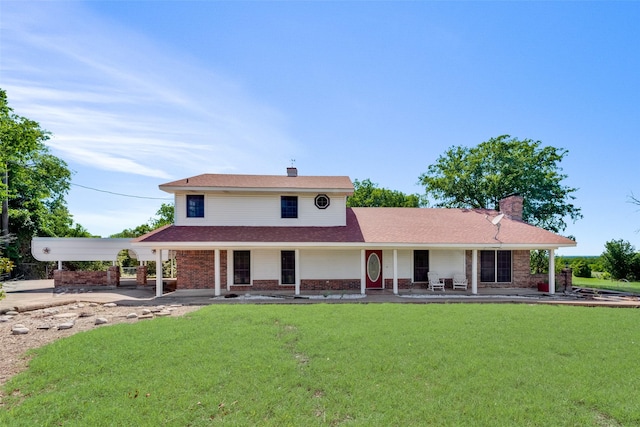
xmin=78 ymin=312 xmax=93 ymax=318
xmin=155 ymin=311 xmax=171 ymax=317
xmin=141 ymin=309 xmax=152 ymax=315
xmin=138 ymin=314 xmax=154 ymax=320
xmin=104 ymin=303 xmax=117 ymax=308
xmin=88 ymin=303 xmax=98 ymax=307
xmin=37 ymin=324 xmax=53 ymax=330
xmin=53 ymin=313 xmax=78 ymax=319
xmin=0 ymin=316 xmax=10 ymax=323
xmin=57 ymin=322 xmax=74 ymax=330
xmin=44 ymin=308 xmax=60 ymax=315
xmin=5 ymin=310 xmax=18 ymax=316
xmin=126 ymin=313 xmax=138 ymax=319
xmin=12 ymin=324 xmax=29 ymax=334
xmin=95 ymin=317 xmax=108 ymax=325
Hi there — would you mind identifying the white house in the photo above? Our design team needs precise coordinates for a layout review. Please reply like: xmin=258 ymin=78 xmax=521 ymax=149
xmin=133 ymin=168 xmax=576 ymax=297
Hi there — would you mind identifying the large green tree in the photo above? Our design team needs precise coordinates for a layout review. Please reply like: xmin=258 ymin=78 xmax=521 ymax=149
xmin=1 ymin=89 xmax=78 ymax=263
xmin=347 ymin=179 xmax=424 ymax=208
xmin=419 ymin=135 xmax=581 ymax=233
xmin=601 ymin=239 xmax=638 ymax=281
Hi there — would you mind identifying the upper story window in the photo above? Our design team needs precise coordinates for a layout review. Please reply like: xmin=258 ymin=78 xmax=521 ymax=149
xmin=186 ymin=195 xmax=205 ymax=218
xmin=314 ymin=194 xmax=330 ymax=209
xmin=281 ymin=196 xmax=298 ymax=218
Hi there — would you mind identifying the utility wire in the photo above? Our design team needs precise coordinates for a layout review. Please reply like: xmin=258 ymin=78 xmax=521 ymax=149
xmin=71 ymin=183 xmax=172 ymax=200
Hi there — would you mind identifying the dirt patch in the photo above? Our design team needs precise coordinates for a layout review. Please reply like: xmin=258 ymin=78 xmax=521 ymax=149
xmin=0 ymin=302 xmax=201 ymax=402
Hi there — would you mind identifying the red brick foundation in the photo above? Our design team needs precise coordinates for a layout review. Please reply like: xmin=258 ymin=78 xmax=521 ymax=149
xmin=53 ymin=266 xmax=120 ymax=287
xmin=136 ymin=266 xmax=147 ymax=286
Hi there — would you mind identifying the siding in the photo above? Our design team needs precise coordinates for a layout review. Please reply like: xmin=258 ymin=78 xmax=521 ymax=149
xmin=174 ymin=192 xmax=347 ymax=227
xmin=300 ymin=249 xmax=360 ymax=279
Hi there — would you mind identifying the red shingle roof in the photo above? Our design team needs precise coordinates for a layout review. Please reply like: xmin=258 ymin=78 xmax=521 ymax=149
xmin=135 ymin=208 xmax=576 ymax=248
xmin=159 ymin=174 xmax=354 ymax=193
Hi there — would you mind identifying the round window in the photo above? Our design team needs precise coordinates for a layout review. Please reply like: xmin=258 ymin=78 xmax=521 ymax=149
xmin=314 ymin=194 xmax=330 ymax=209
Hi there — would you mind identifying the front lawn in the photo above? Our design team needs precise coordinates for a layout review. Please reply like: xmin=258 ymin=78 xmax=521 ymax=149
xmin=2 ymin=304 xmax=639 ymax=426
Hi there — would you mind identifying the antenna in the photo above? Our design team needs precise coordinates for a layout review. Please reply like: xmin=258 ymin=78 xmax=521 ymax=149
xmin=491 ymin=213 xmax=504 ymax=225
xmin=290 ymin=158 xmax=296 ymax=167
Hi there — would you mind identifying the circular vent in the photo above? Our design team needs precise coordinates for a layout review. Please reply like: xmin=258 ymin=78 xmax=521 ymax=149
xmin=314 ymin=194 xmax=330 ymax=209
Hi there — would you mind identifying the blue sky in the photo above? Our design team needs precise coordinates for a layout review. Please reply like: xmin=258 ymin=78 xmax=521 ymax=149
xmin=1 ymin=1 xmax=639 ymax=256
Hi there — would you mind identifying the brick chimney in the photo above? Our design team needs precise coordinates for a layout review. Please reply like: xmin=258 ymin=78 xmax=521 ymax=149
xmin=499 ymin=194 xmax=524 ymax=221
xmin=287 ymin=167 xmax=298 ymax=177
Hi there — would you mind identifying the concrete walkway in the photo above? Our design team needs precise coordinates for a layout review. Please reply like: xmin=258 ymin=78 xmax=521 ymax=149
xmin=2 ymin=279 xmax=639 ymax=313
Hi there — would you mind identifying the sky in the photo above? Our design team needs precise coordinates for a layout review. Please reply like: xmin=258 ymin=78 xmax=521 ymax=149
xmin=1 ymin=1 xmax=639 ymax=256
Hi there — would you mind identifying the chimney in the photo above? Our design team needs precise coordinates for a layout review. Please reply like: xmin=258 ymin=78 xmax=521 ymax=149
xmin=499 ymin=194 xmax=524 ymax=221
xmin=287 ymin=167 xmax=298 ymax=177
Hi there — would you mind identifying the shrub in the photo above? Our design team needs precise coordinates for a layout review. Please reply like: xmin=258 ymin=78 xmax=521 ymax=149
xmin=572 ymin=260 xmax=592 ymax=278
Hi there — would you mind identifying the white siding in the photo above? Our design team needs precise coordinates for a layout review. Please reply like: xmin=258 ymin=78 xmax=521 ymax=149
xmin=252 ymin=249 xmax=279 ymax=280
xmin=300 ymin=249 xmax=361 ymax=279
xmin=174 ymin=192 xmax=347 ymax=227
xmin=383 ymin=250 xmax=412 ymax=279
xmin=429 ymin=250 xmax=466 ymax=278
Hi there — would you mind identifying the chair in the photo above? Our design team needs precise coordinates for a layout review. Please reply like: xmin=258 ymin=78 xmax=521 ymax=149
xmin=453 ymin=273 xmax=468 ymax=290
xmin=427 ymin=271 xmax=445 ymax=291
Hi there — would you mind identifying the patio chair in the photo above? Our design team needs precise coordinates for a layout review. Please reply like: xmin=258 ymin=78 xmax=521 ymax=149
xmin=453 ymin=273 xmax=468 ymax=290
xmin=427 ymin=271 xmax=445 ymax=291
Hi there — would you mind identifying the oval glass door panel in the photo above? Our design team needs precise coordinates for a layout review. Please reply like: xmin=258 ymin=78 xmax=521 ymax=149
xmin=367 ymin=253 xmax=381 ymax=282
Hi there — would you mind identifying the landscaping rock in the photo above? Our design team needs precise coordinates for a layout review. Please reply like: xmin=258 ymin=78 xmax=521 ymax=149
xmin=126 ymin=313 xmax=138 ymax=319
xmin=104 ymin=303 xmax=117 ymax=308
xmin=138 ymin=314 xmax=154 ymax=320
xmin=12 ymin=325 xmax=29 ymax=335
xmin=5 ymin=311 xmax=19 ymax=316
xmin=0 ymin=316 xmax=10 ymax=323
xmin=155 ymin=311 xmax=171 ymax=317
xmin=36 ymin=324 xmax=53 ymax=330
xmin=88 ymin=303 xmax=99 ymax=307
xmin=53 ymin=313 xmax=78 ymax=319
xmin=57 ymin=322 xmax=75 ymax=330
xmin=95 ymin=317 xmax=108 ymax=325
xmin=141 ymin=309 xmax=152 ymax=315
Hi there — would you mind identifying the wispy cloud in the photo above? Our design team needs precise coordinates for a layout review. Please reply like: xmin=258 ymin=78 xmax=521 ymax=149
xmin=1 ymin=1 xmax=297 ymax=180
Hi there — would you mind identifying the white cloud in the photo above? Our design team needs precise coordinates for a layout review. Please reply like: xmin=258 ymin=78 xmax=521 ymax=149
xmin=1 ymin=1 xmax=297 ymax=181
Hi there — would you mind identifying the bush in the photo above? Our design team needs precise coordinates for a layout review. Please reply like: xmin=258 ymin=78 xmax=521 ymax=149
xmin=572 ymin=260 xmax=592 ymax=278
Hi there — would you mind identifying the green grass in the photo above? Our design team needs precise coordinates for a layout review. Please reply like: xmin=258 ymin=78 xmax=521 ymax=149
xmin=2 ymin=304 xmax=640 ymax=426
xmin=572 ymin=276 xmax=640 ymax=294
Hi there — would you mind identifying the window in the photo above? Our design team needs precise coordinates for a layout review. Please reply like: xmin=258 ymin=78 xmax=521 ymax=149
xmin=233 ymin=251 xmax=250 ymax=285
xmin=480 ymin=250 xmax=512 ymax=283
xmin=186 ymin=195 xmax=205 ymax=218
xmin=281 ymin=251 xmax=296 ymax=285
xmin=413 ymin=250 xmax=430 ymax=282
xmin=314 ymin=194 xmax=330 ymax=209
xmin=281 ymin=196 xmax=298 ymax=218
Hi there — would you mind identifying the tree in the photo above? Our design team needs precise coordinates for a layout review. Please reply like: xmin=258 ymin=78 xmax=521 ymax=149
xmin=419 ymin=135 xmax=582 ymax=233
xmin=0 ymin=89 xmax=77 ymax=264
xmin=347 ymin=179 xmax=424 ymax=208
xmin=601 ymin=239 xmax=637 ymax=280
xmin=110 ymin=203 xmax=174 ymax=238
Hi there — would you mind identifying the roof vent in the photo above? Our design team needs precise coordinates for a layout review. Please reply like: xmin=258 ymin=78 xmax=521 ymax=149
xmin=287 ymin=167 xmax=298 ymax=177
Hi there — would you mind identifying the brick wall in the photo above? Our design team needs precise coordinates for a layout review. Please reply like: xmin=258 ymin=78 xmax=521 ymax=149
xmin=175 ymin=250 xmax=216 ymax=289
xmin=301 ymin=279 xmax=361 ymax=291
xmin=136 ymin=266 xmax=147 ymax=286
xmin=53 ymin=266 xmax=120 ymax=287
xmin=384 ymin=278 xmax=412 ymax=289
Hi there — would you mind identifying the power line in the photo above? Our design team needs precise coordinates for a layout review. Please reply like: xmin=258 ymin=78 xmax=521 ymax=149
xmin=71 ymin=183 xmax=172 ymax=200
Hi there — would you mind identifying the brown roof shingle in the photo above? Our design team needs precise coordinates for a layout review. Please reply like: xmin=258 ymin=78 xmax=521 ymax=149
xmin=159 ymin=174 xmax=354 ymax=193
xmin=135 ymin=208 xmax=576 ymax=248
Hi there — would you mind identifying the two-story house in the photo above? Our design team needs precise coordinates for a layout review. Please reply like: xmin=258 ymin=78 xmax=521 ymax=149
xmin=133 ymin=167 xmax=576 ymax=297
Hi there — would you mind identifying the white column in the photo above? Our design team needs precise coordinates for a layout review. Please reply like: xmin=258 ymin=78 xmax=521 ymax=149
xmin=393 ymin=249 xmax=398 ymax=295
xmin=155 ymin=249 xmax=163 ymax=298
xmin=471 ymin=249 xmax=478 ymax=295
xmin=548 ymin=248 xmax=556 ymax=295
xmin=294 ymin=249 xmax=301 ymax=296
xmin=226 ymin=250 xmax=232 ymax=291
xmin=360 ymin=249 xmax=366 ymax=295
xmin=57 ymin=260 xmax=62 ymax=270
xmin=214 ymin=249 xmax=221 ymax=297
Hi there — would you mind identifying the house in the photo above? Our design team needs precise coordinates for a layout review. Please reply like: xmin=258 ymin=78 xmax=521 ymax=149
xmin=133 ymin=167 xmax=576 ymax=298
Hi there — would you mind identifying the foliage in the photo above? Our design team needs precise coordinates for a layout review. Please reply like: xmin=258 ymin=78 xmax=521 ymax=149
xmin=0 ymin=89 xmax=82 ymax=265
xmin=346 ymin=178 xmax=424 ymax=208
xmin=419 ymin=135 xmax=582 ymax=233
xmin=110 ymin=203 xmax=174 ymax=238
xmin=601 ymin=239 xmax=637 ymax=280
xmin=572 ymin=259 xmax=592 ymax=278
xmin=530 ymin=250 xmax=549 ymax=273
xmin=2 ymin=304 xmax=640 ymax=425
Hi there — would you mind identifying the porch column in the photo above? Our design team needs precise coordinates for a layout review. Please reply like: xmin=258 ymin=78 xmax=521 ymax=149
xmin=155 ymin=249 xmax=163 ymax=298
xmin=214 ymin=249 xmax=221 ymax=297
xmin=471 ymin=249 xmax=478 ymax=295
xmin=360 ymin=249 xmax=366 ymax=295
xmin=548 ymin=248 xmax=556 ymax=295
xmin=226 ymin=250 xmax=232 ymax=291
xmin=393 ymin=249 xmax=398 ymax=295
xmin=57 ymin=260 xmax=62 ymax=270
xmin=294 ymin=249 xmax=301 ymax=296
